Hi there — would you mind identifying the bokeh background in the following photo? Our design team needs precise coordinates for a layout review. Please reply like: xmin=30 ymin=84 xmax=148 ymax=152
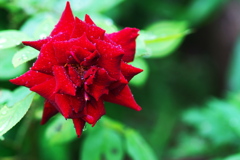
xmin=1 ymin=0 xmax=240 ymax=160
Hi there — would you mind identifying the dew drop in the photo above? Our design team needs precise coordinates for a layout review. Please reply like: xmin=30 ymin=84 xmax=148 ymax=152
xmin=0 ymin=38 xmax=6 ymax=44
xmin=1 ymin=110 xmax=7 ymax=115
xmin=0 ymin=122 xmax=8 ymax=132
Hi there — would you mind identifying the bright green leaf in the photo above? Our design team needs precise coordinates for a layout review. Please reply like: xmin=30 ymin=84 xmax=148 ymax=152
xmin=0 ymin=87 xmax=35 ymax=137
xmin=129 ymin=58 xmax=149 ymax=87
xmin=222 ymin=153 xmax=240 ymax=160
xmin=0 ymin=48 xmax=27 ymax=80
xmin=227 ymin=35 xmax=240 ymax=92
xmin=34 ymin=16 xmax=56 ymax=39
xmin=44 ymin=115 xmax=77 ymax=144
xmin=125 ymin=129 xmax=157 ymax=160
xmin=81 ymin=126 xmax=124 ymax=160
xmin=12 ymin=46 xmax=39 ymax=67
xmin=143 ymin=21 xmax=189 ymax=58
xmin=0 ymin=89 xmax=12 ymax=104
xmin=0 ymin=30 xmax=30 ymax=49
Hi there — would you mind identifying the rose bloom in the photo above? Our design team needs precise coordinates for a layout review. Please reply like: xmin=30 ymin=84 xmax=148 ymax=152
xmin=10 ymin=2 xmax=142 ymax=137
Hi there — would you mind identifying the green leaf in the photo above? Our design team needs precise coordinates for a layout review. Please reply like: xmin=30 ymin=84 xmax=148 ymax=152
xmin=44 ymin=115 xmax=77 ymax=144
xmin=81 ymin=126 xmax=124 ymax=160
xmin=0 ymin=48 xmax=27 ymax=80
xmin=0 ymin=30 xmax=30 ymax=49
xmin=222 ymin=153 xmax=240 ymax=160
xmin=227 ymin=35 xmax=240 ymax=92
xmin=143 ymin=21 xmax=189 ymax=58
xmin=125 ymin=129 xmax=157 ymax=160
xmin=129 ymin=58 xmax=149 ymax=87
xmin=181 ymin=0 xmax=227 ymax=26
xmin=0 ymin=87 xmax=35 ymax=137
xmin=0 ymin=89 xmax=12 ymax=104
xmin=34 ymin=15 xmax=56 ymax=39
xmin=12 ymin=46 xmax=39 ymax=67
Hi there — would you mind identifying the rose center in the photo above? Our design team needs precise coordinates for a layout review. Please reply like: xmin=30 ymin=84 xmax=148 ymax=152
xmin=68 ymin=64 xmax=89 ymax=79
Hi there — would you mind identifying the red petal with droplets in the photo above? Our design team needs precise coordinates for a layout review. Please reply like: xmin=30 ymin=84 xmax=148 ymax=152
xmin=10 ymin=70 xmax=53 ymax=88
xmin=108 ymin=73 xmax=128 ymax=94
xmin=121 ymin=61 xmax=143 ymax=81
xmin=96 ymin=39 xmax=124 ymax=79
xmin=71 ymin=46 xmax=93 ymax=63
xmin=72 ymin=118 xmax=86 ymax=137
xmin=50 ymin=1 xmax=75 ymax=37
xmin=85 ymin=68 xmax=115 ymax=100
xmin=84 ymin=14 xmax=95 ymax=25
xmin=30 ymin=78 xmax=56 ymax=102
xmin=41 ymin=100 xmax=59 ymax=124
xmin=107 ymin=27 xmax=139 ymax=62
xmin=80 ymin=50 xmax=99 ymax=67
xmin=31 ymin=42 xmax=57 ymax=74
xmin=55 ymin=93 xmax=72 ymax=118
xmin=83 ymin=99 xmax=105 ymax=125
xmin=70 ymin=17 xmax=88 ymax=38
xmin=53 ymin=65 xmax=76 ymax=96
xmin=67 ymin=65 xmax=82 ymax=87
xmin=22 ymin=32 xmax=68 ymax=51
xmin=103 ymin=85 xmax=142 ymax=111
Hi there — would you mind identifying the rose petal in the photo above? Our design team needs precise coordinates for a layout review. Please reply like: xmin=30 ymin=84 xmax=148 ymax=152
xmin=107 ymin=27 xmax=139 ymax=62
xmin=41 ymin=100 xmax=59 ymax=124
xmin=22 ymin=32 xmax=68 ymax=51
xmin=71 ymin=47 xmax=93 ymax=63
xmin=103 ymin=85 xmax=142 ymax=111
xmin=84 ymin=14 xmax=95 ymax=25
xmin=52 ymin=41 xmax=77 ymax=65
xmin=31 ymin=42 xmax=57 ymax=74
xmin=55 ymin=93 xmax=72 ymax=118
xmin=86 ymin=24 xmax=105 ymax=40
xmin=55 ymin=93 xmax=85 ymax=118
xmin=85 ymin=68 xmax=115 ymax=100
xmin=72 ymin=118 xmax=86 ymax=137
xmin=67 ymin=65 xmax=82 ymax=87
xmin=121 ymin=61 xmax=143 ymax=81
xmin=82 ymin=99 xmax=105 ymax=125
xmin=53 ymin=65 xmax=76 ymax=96
xmin=108 ymin=73 xmax=128 ymax=94
xmin=76 ymin=33 xmax=95 ymax=52
xmin=70 ymin=17 xmax=88 ymax=38
xmin=30 ymin=78 xmax=56 ymax=102
xmin=96 ymin=39 xmax=124 ymax=79
xmin=10 ymin=70 xmax=53 ymax=88
xmin=80 ymin=50 xmax=99 ymax=67
xmin=50 ymin=1 xmax=75 ymax=37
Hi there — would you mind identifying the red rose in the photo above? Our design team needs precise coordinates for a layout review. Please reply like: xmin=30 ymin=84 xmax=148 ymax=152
xmin=10 ymin=2 xmax=142 ymax=137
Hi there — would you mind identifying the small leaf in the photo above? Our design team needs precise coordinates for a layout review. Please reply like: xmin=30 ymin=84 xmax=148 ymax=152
xmin=0 ymin=30 xmax=30 ymax=49
xmin=125 ymin=129 xmax=157 ymax=160
xmin=0 ymin=87 xmax=35 ymax=137
xmin=12 ymin=46 xmax=39 ymax=67
xmin=44 ymin=115 xmax=76 ymax=144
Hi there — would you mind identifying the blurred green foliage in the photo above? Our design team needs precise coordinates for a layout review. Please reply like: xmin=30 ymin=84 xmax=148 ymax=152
xmin=0 ymin=0 xmax=240 ymax=160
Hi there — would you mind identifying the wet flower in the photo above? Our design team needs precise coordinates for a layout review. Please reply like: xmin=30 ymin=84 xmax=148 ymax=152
xmin=10 ymin=2 xmax=142 ymax=137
